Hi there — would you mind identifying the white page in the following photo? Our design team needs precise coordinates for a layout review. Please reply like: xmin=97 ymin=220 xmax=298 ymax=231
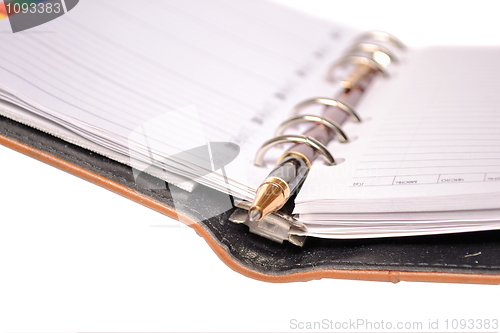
xmin=0 ymin=99 xmax=197 ymax=191
xmin=0 ymin=0 xmax=359 ymax=200
xmin=295 ymin=46 xmax=500 ymax=213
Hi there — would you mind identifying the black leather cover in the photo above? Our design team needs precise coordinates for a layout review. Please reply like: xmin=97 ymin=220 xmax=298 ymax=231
xmin=2 ymin=115 xmax=500 ymax=283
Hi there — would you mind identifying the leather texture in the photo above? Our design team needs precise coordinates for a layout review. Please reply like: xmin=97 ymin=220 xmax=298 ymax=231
xmin=1 ymin=115 xmax=500 ymax=284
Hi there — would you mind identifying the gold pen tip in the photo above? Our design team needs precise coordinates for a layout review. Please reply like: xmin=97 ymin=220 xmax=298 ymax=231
xmin=248 ymin=207 xmax=263 ymax=222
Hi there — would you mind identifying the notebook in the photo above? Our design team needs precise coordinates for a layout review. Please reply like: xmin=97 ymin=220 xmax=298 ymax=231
xmin=1 ymin=0 xmax=500 ymax=245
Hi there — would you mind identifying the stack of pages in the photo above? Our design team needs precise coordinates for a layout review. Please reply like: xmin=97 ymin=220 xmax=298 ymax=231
xmin=1 ymin=0 xmax=500 ymax=238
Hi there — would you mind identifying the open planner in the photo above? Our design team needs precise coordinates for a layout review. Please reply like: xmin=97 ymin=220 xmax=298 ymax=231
xmin=2 ymin=0 xmax=500 ymax=283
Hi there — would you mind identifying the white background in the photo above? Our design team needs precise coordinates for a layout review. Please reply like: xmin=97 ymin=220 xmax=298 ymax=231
xmin=1 ymin=1 xmax=499 ymax=332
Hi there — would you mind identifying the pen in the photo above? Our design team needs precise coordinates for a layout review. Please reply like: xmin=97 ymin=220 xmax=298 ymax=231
xmin=248 ymin=62 xmax=380 ymax=222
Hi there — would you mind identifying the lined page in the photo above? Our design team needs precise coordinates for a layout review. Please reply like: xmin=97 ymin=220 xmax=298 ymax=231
xmin=0 ymin=0 xmax=358 ymax=198
xmin=296 ymin=46 xmax=500 ymax=213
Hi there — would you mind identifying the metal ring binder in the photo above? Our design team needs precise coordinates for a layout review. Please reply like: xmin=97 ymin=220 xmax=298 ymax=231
xmin=254 ymin=31 xmax=403 ymax=170
xmin=326 ymin=55 xmax=388 ymax=82
xmin=349 ymin=42 xmax=398 ymax=63
xmin=275 ymin=115 xmax=349 ymax=143
xmin=291 ymin=97 xmax=362 ymax=122
xmin=246 ymin=30 xmax=404 ymax=245
xmin=244 ymin=31 xmax=406 ymax=245
xmin=254 ymin=134 xmax=336 ymax=167
xmin=354 ymin=30 xmax=406 ymax=50
xmin=325 ymin=31 xmax=404 ymax=84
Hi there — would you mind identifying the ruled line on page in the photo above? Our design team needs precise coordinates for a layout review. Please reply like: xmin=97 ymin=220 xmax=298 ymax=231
xmin=62 ymin=17 xmax=262 ymax=110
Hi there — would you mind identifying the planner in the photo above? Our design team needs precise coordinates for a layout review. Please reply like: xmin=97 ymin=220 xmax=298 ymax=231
xmin=1 ymin=0 xmax=500 ymax=284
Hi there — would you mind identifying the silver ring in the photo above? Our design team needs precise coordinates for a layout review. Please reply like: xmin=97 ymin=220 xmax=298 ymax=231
xmin=326 ymin=55 xmax=389 ymax=82
xmin=349 ymin=42 xmax=398 ymax=63
xmin=355 ymin=31 xmax=406 ymax=50
xmin=275 ymin=115 xmax=349 ymax=143
xmin=292 ymin=97 xmax=361 ymax=122
xmin=254 ymin=135 xmax=336 ymax=167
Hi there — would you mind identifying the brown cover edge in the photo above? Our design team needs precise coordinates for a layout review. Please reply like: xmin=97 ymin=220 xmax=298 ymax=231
xmin=2 ymin=133 xmax=500 ymax=285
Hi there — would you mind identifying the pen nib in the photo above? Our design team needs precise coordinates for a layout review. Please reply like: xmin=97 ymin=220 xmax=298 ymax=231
xmin=248 ymin=207 xmax=263 ymax=222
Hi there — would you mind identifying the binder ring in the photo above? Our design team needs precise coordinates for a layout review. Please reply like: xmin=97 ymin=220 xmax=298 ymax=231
xmin=327 ymin=55 xmax=389 ymax=83
xmin=292 ymin=97 xmax=362 ymax=122
xmin=355 ymin=30 xmax=406 ymax=50
xmin=254 ymin=135 xmax=336 ymax=167
xmin=349 ymin=42 xmax=398 ymax=63
xmin=275 ymin=115 xmax=349 ymax=143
